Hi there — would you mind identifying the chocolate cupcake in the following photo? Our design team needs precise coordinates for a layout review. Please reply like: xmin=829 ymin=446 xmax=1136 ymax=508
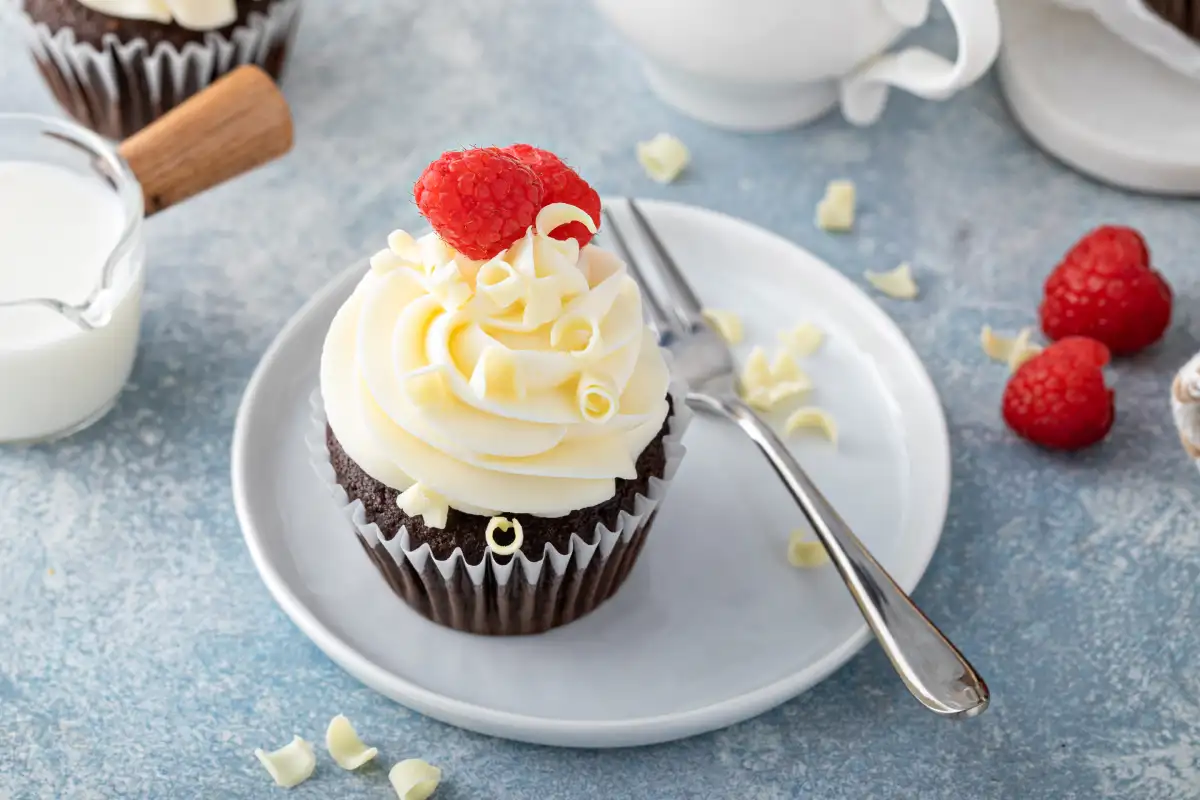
xmin=311 ymin=146 xmax=690 ymax=636
xmin=1144 ymin=0 xmax=1199 ymax=40
xmin=7 ymin=0 xmax=301 ymax=139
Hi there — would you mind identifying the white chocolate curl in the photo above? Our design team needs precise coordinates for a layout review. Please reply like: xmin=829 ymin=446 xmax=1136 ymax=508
xmin=815 ymin=180 xmax=856 ymax=232
xmin=637 ymin=133 xmax=691 ymax=184
xmin=784 ymin=407 xmax=838 ymax=445
xmin=779 ymin=323 xmax=824 ymax=358
xmin=254 ymin=736 xmax=316 ymax=788
xmin=788 ymin=530 xmax=831 ymax=568
xmin=865 ymin=263 xmax=919 ymax=300
xmin=325 ymin=715 xmax=378 ymax=771
xmin=1171 ymin=352 xmax=1200 ymax=470
xmin=397 ymin=483 xmax=450 ymax=529
xmin=484 ymin=517 xmax=524 ymax=556
xmin=390 ymin=759 xmax=442 ymax=800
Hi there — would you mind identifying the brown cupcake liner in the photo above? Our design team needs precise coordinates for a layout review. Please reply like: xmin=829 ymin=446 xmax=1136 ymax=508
xmin=308 ymin=381 xmax=691 ymax=636
xmin=7 ymin=0 xmax=301 ymax=139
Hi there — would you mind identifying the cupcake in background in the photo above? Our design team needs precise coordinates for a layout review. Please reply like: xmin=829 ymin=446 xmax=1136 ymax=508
xmin=7 ymin=0 xmax=301 ymax=139
xmin=312 ymin=145 xmax=689 ymax=636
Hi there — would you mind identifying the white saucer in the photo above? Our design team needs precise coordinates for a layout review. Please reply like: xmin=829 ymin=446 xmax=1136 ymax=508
xmin=232 ymin=200 xmax=951 ymax=748
xmin=998 ymin=0 xmax=1200 ymax=195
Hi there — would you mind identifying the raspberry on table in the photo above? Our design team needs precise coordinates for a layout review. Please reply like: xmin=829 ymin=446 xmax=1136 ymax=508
xmin=1002 ymin=337 xmax=1114 ymax=451
xmin=414 ymin=147 xmax=544 ymax=261
xmin=1039 ymin=225 xmax=1172 ymax=356
xmin=504 ymin=144 xmax=601 ymax=248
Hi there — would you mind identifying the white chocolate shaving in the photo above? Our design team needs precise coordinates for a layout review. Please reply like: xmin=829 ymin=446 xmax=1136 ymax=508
xmin=427 ymin=262 xmax=473 ymax=310
xmin=787 ymin=530 xmax=831 ymax=568
xmin=815 ymin=180 xmax=856 ymax=232
xmin=636 ymin=133 xmax=691 ymax=184
xmin=390 ymin=759 xmax=442 ymax=800
xmin=741 ymin=346 xmax=813 ymax=410
xmin=577 ymin=374 xmax=619 ymax=423
xmin=254 ymin=736 xmax=316 ymax=788
xmin=535 ymin=203 xmax=597 ymax=238
xmin=779 ymin=323 xmax=824 ymax=358
xmin=745 ymin=381 xmax=811 ymax=411
xmin=980 ymin=325 xmax=1042 ymax=372
xmin=397 ymin=483 xmax=450 ymax=529
xmin=769 ymin=350 xmax=804 ymax=384
xmin=484 ymin=516 xmax=525 ymax=556
xmin=783 ymin=407 xmax=838 ymax=445
xmin=865 ymin=263 xmax=918 ymax=300
xmin=325 ymin=715 xmax=378 ymax=771
xmin=551 ymin=314 xmax=601 ymax=356
xmin=702 ymin=309 xmax=744 ymax=344
xmin=370 ymin=247 xmax=406 ymax=275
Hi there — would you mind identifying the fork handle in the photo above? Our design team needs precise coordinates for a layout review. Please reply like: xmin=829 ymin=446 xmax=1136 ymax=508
xmin=697 ymin=394 xmax=989 ymax=718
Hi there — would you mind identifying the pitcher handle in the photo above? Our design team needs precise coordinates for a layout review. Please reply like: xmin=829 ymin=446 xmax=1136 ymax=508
xmin=838 ymin=0 xmax=1001 ymax=126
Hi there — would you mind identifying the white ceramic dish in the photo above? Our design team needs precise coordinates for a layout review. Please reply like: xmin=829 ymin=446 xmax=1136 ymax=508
xmin=232 ymin=200 xmax=951 ymax=748
xmin=999 ymin=0 xmax=1200 ymax=196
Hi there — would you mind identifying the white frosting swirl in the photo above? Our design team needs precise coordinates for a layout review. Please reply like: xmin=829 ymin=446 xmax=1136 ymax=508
xmin=75 ymin=0 xmax=237 ymax=30
xmin=321 ymin=204 xmax=672 ymax=518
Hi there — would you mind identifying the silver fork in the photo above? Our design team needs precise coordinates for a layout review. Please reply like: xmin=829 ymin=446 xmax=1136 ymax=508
xmin=603 ymin=199 xmax=989 ymax=719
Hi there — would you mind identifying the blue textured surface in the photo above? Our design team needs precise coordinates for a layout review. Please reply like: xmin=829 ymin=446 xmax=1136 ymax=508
xmin=3 ymin=2 xmax=1200 ymax=797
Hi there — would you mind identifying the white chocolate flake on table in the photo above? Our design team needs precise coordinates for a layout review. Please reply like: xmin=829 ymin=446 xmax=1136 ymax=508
xmin=981 ymin=325 xmax=1043 ymax=372
xmin=254 ymin=736 xmax=316 ymax=788
xmin=815 ymin=180 xmax=856 ymax=232
xmin=702 ymin=309 xmax=744 ymax=344
xmin=325 ymin=715 xmax=378 ymax=771
xmin=636 ymin=133 xmax=691 ymax=184
xmin=783 ymin=407 xmax=838 ymax=445
xmin=396 ymin=482 xmax=450 ymax=529
xmin=787 ymin=530 xmax=831 ymax=568
xmin=779 ymin=323 xmax=824 ymax=358
xmin=865 ymin=263 xmax=918 ymax=300
xmin=485 ymin=516 xmax=525 ymax=556
xmin=390 ymin=759 xmax=442 ymax=800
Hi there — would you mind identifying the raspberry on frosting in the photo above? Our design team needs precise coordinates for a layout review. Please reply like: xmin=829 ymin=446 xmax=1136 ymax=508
xmin=503 ymin=144 xmax=602 ymax=248
xmin=413 ymin=147 xmax=544 ymax=261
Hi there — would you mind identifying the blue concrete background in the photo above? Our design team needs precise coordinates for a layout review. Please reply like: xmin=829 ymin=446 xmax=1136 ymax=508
xmin=2 ymin=1 xmax=1199 ymax=797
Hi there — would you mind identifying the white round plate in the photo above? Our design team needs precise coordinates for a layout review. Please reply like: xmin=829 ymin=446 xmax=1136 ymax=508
xmin=232 ymin=200 xmax=951 ymax=748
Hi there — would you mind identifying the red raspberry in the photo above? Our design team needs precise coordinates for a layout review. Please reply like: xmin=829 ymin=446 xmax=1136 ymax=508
xmin=503 ymin=144 xmax=601 ymax=248
xmin=414 ymin=148 xmax=543 ymax=260
xmin=1002 ymin=337 xmax=1114 ymax=451
xmin=1039 ymin=225 xmax=1172 ymax=356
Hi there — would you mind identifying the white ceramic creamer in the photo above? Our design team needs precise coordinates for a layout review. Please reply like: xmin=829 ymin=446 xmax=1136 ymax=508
xmin=0 ymin=116 xmax=146 ymax=443
xmin=591 ymin=0 xmax=1002 ymax=131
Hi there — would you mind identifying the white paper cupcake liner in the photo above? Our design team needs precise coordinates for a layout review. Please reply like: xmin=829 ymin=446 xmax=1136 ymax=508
xmin=8 ymin=0 xmax=301 ymax=139
xmin=1172 ymin=351 xmax=1200 ymax=474
xmin=307 ymin=378 xmax=692 ymax=636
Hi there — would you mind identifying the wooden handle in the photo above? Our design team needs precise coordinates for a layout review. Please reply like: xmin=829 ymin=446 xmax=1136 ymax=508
xmin=118 ymin=65 xmax=293 ymax=216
